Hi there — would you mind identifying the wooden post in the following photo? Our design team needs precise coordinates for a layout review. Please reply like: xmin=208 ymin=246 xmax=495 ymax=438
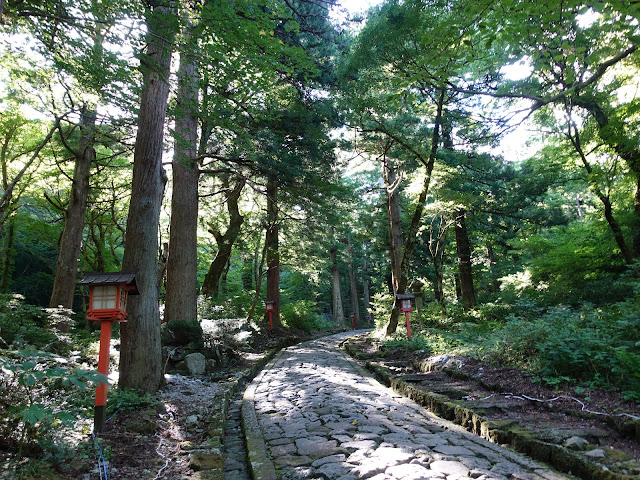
xmin=94 ymin=320 xmax=113 ymax=433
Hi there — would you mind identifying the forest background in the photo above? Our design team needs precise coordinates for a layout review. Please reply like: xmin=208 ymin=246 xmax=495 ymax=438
xmin=0 ymin=0 xmax=640 ymax=475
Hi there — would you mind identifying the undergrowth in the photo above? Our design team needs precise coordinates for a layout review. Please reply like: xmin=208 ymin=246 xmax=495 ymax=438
xmin=377 ymin=297 xmax=640 ymax=402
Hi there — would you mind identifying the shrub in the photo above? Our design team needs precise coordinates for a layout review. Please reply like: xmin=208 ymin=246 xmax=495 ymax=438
xmin=162 ymin=319 xmax=203 ymax=346
xmin=107 ymin=387 xmax=157 ymax=416
xmin=280 ymin=300 xmax=332 ymax=332
xmin=0 ymin=349 xmax=104 ymax=458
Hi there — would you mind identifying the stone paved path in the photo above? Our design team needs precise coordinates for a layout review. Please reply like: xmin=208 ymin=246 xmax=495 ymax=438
xmin=242 ymin=331 xmax=573 ymax=480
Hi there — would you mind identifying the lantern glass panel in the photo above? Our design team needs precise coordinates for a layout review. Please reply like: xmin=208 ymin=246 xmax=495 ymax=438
xmin=402 ymin=299 xmax=412 ymax=310
xmin=93 ymin=286 xmax=117 ymax=310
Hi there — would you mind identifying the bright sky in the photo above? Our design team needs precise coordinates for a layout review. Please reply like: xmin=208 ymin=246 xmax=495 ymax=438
xmin=340 ymin=0 xmax=382 ymax=13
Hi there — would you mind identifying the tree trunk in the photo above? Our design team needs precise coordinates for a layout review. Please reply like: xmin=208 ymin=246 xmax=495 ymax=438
xmin=384 ymin=155 xmax=403 ymax=294
xmin=345 ymin=239 xmax=360 ymax=327
xmin=0 ymin=135 xmax=14 ymax=292
xmin=454 ymin=209 xmax=476 ymax=309
xmin=265 ymin=176 xmax=280 ymax=327
xmin=486 ymin=240 xmax=500 ymax=293
xmin=49 ymin=108 xmax=96 ymax=315
xmin=386 ymin=89 xmax=445 ymax=335
xmin=200 ymin=176 xmax=245 ymax=297
xmin=119 ymin=0 xmax=175 ymax=393
xmin=246 ymin=239 xmax=266 ymax=324
xmin=565 ymin=107 xmax=634 ymax=264
xmin=362 ymin=255 xmax=371 ymax=325
xmin=0 ymin=220 xmax=14 ymax=292
xmin=428 ymin=215 xmax=450 ymax=316
xmin=165 ymin=45 xmax=199 ymax=322
xmin=329 ymin=246 xmax=344 ymax=324
xmin=434 ymin=267 xmax=446 ymax=315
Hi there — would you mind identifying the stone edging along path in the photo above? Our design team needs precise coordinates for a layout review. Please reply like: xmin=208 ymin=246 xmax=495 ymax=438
xmin=342 ymin=338 xmax=639 ymax=480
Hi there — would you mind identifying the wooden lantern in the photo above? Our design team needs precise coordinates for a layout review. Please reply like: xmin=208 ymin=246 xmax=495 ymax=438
xmin=78 ymin=272 xmax=138 ymax=434
xmin=396 ymin=293 xmax=415 ymax=339
xmin=265 ymin=300 xmax=276 ymax=330
xmin=397 ymin=293 xmax=415 ymax=313
xmin=80 ymin=272 xmax=138 ymax=322
xmin=265 ymin=300 xmax=275 ymax=312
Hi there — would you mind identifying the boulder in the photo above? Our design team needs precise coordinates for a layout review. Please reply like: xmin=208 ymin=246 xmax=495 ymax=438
xmin=185 ymin=352 xmax=206 ymax=376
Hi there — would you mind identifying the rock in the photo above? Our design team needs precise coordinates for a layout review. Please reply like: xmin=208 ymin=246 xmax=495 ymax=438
xmin=564 ymin=436 xmax=589 ymax=451
xmin=429 ymin=460 xmax=470 ymax=476
xmin=167 ymin=346 xmax=185 ymax=362
xmin=584 ymin=449 xmax=606 ymax=458
xmin=185 ymin=352 xmax=206 ymax=375
xmin=189 ymin=451 xmax=224 ymax=471
xmin=125 ymin=417 xmax=156 ymax=434
xmin=186 ymin=415 xmax=200 ymax=425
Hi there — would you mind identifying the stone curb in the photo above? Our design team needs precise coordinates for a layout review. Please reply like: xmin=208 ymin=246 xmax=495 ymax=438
xmin=188 ymin=338 xmax=288 ymax=480
xmin=343 ymin=341 xmax=635 ymax=480
xmin=242 ymin=350 xmax=282 ymax=480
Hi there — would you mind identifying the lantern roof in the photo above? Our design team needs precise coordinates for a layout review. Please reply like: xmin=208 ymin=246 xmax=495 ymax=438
xmin=395 ymin=292 xmax=415 ymax=300
xmin=79 ymin=272 xmax=139 ymax=295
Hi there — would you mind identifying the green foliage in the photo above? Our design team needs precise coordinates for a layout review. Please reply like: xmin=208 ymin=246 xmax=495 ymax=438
xmin=280 ymin=299 xmax=331 ymax=333
xmin=380 ymin=336 xmax=433 ymax=357
xmin=0 ymin=294 xmax=73 ymax=354
xmin=412 ymin=298 xmax=640 ymax=401
xmin=0 ymin=348 xmax=105 ymax=458
xmin=163 ymin=319 xmax=203 ymax=346
xmin=106 ymin=387 xmax=156 ymax=416
xmin=511 ymin=220 xmax=631 ymax=305
xmin=10 ymin=213 xmax=60 ymax=307
xmin=369 ymin=292 xmax=394 ymax=330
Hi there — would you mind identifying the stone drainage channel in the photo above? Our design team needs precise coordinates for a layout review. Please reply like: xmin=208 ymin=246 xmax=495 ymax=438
xmin=236 ymin=331 xmax=573 ymax=480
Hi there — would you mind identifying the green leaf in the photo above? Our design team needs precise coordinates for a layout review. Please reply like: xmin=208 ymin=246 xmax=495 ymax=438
xmin=22 ymin=404 xmax=47 ymax=425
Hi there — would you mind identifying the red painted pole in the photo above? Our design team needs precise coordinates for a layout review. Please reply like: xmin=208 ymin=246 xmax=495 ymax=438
xmin=269 ymin=311 xmax=273 ymax=330
xmin=94 ymin=320 xmax=113 ymax=433
xmin=405 ymin=311 xmax=412 ymax=339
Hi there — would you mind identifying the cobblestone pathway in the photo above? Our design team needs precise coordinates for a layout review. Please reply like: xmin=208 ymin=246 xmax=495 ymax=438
xmin=242 ymin=331 xmax=572 ymax=480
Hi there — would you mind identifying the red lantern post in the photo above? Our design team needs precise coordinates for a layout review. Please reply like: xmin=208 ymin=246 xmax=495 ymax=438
xmin=79 ymin=272 xmax=138 ymax=434
xmin=350 ymin=314 xmax=355 ymax=329
xmin=396 ymin=293 xmax=415 ymax=339
xmin=265 ymin=300 xmax=275 ymax=331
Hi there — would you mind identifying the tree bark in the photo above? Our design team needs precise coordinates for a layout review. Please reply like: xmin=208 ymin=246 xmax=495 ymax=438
xmin=246 ymin=239 xmax=266 ymax=324
xmin=486 ymin=240 xmax=500 ymax=293
xmin=454 ymin=208 xmax=476 ymax=309
xmin=49 ymin=108 xmax=96 ymax=313
xmin=329 ymin=246 xmax=344 ymax=324
xmin=119 ymin=0 xmax=175 ymax=393
xmin=362 ymin=255 xmax=371 ymax=325
xmin=386 ymin=89 xmax=445 ymax=335
xmin=200 ymin=176 xmax=245 ymax=297
xmin=0 ymin=220 xmax=14 ymax=292
xmin=164 ymin=43 xmax=199 ymax=322
xmin=384 ymin=154 xmax=403 ymax=294
xmin=345 ymin=239 xmax=360 ymax=327
xmin=265 ymin=176 xmax=280 ymax=327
